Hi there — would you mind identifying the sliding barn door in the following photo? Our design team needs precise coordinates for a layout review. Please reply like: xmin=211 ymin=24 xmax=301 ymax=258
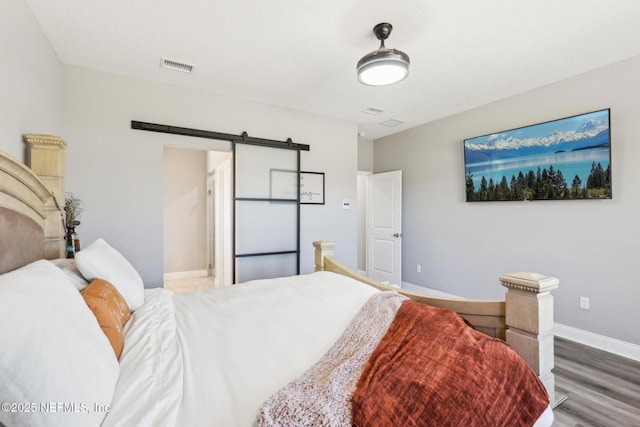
xmin=233 ymin=142 xmax=300 ymax=283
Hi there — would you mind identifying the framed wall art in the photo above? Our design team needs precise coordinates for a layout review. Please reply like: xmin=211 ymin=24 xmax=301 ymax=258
xmin=269 ymin=169 xmax=325 ymax=204
xmin=464 ymin=109 xmax=611 ymax=202
xmin=300 ymin=171 xmax=324 ymax=204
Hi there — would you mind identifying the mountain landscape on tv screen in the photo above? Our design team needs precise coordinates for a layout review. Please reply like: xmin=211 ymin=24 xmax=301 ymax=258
xmin=464 ymin=115 xmax=610 ymax=164
xmin=464 ymin=110 xmax=611 ymax=201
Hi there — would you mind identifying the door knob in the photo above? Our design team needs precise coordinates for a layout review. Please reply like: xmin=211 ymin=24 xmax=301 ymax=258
xmin=393 ymin=233 xmax=402 ymax=237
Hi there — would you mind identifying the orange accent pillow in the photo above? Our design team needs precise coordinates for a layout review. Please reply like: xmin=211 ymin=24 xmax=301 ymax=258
xmin=81 ymin=279 xmax=132 ymax=359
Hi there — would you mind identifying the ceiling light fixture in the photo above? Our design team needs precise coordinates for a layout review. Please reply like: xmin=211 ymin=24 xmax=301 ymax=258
xmin=357 ymin=23 xmax=410 ymax=86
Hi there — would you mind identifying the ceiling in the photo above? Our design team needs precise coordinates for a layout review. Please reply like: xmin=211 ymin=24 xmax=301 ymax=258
xmin=25 ymin=0 xmax=640 ymax=140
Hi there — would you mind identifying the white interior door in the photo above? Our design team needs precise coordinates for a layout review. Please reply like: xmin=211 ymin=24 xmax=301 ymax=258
xmin=367 ymin=170 xmax=402 ymax=285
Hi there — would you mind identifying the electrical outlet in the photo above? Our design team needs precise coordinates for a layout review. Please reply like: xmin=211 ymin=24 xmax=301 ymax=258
xmin=416 ymin=265 xmax=421 ymax=273
xmin=579 ymin=296 xmax=590 ymax=310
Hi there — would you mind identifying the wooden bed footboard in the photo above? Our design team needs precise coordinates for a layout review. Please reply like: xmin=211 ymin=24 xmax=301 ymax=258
xmin=313 ymin=240 xmax=561 ymax=406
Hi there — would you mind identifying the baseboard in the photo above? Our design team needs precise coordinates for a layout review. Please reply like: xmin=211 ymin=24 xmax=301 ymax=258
xmin=554 ymin=322 xmax=640 ymax=363
xmin=164 ymin=269 xmax=208 ymax=281
xmin=401 ymin=281 xmax=460 ymax=298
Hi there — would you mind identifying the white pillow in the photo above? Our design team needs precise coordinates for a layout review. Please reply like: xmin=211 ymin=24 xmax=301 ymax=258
xmin=49 ymin=258 xmax=89 ymax=291
xmin=75 ymin=238 xmax=144 ymax=311
xmin=0 ymin=260 xmax=119 ymax=427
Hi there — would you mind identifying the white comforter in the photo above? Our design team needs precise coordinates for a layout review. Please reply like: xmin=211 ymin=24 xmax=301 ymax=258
xmin=101 ymin=288 xmax=182 ymax=427
xmin=101 ymin=271 xmax=553 ymax=427
xmin=101 ymin=271 xmax=377 ymax=427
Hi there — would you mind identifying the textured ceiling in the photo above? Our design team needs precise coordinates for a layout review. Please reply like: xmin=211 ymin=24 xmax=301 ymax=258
xmin=25 ymin=0 xmax=640 ymax=139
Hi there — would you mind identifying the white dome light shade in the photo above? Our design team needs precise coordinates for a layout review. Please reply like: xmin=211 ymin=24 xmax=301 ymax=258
xmin=357 ymin=49 xmax=410 ymax=86
xmin=357 ymin=23 xmax=410 ymax=86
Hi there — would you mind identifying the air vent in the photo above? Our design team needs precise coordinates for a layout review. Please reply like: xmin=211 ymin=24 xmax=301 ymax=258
xmin=380 ymin=119 xmax=405 ymax=127
xmin=361 ymin=107 xmax=385 ymax=115
xmin=160 ymin=57 xmax=194 ymax=73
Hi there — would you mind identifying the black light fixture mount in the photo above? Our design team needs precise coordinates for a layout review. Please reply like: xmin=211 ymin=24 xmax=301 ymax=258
xmin=357 ymin=23 xmax=410 ymax=86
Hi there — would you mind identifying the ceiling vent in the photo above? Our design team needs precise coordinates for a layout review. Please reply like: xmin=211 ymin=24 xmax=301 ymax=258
xmin=362 ymin=107 xmax=385 ymax=115
xmin=380 ymin=119 xmax=405 ymax=127
xmin=160 ymin=57 xmax=194 ymax=73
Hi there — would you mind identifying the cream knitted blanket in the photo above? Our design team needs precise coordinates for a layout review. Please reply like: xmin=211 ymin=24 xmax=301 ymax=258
xmin=256 ymin=291 xmax=406 ymax=427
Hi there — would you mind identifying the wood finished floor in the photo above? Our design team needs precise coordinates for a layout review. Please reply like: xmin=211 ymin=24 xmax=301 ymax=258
xmin=552 ymin=337 xmax=640 ymax=427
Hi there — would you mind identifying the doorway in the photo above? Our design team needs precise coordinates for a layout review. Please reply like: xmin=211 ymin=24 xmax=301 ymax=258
xmin=163 ymin=147 xmax=232 ymax=293
xmin=134 ymin=121 xmax=308 ymax=288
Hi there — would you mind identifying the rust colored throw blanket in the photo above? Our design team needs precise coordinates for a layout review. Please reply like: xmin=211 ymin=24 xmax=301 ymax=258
xmin=257 ymin=292 xmax=548 ymax=427
xmin=352 ymin=299 xmax=549 ymax=427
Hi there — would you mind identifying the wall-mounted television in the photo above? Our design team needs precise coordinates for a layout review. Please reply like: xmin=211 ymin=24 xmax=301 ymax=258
xmin=463 ymin=109 xmax=611 ymax=202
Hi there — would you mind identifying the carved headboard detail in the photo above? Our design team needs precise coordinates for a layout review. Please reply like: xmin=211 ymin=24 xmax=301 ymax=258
xmin=0 ymin=135 xmax=67 ymax=273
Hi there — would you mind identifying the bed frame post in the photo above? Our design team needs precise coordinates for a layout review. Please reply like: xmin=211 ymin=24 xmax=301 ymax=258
xmin=313 ymin=240 xmax=335 ymax=272
xmin=24 ymin=134 xmax=67 ymax=259
xmin=500 ymin=272 xmax=560 ymax=407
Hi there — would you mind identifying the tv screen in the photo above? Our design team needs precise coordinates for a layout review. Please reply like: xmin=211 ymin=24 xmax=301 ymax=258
xmin=463 ymin=109 xmax=611 ymax=201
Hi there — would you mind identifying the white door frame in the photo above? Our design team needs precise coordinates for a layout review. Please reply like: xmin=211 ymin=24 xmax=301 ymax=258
xmin=206 ymin=171 xmax=216 ymax=277
xmin=214 ymin=159 xmax=232 ymax=287
xmin=357 ymin=171 xmax=372 ymax=274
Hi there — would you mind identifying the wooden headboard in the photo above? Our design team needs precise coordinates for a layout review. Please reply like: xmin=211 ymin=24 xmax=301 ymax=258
xmin=0 ymin=135 xmax=67 ymax=274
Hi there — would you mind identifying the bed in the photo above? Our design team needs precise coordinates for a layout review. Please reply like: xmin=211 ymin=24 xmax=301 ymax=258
xmin=0 ymin=136 xmax=559 ymax=427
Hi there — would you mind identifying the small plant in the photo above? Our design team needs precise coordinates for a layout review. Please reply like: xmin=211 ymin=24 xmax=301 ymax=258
xmin=64 ymin=192 xmax=84 ymax=228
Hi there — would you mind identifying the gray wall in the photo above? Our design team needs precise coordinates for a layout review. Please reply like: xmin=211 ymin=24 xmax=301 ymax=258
xmin=163 ymin=147 xmax=207 ymax=274
xmin=357 ymin=137 xmax=374 ymax=172
xmin=60 ymin=66 xmax=358 ymax=287
xmin=375 ymin=56 xmax=640 ymax=345
xmin=1 ymin=0 xmax=62 ymax=159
